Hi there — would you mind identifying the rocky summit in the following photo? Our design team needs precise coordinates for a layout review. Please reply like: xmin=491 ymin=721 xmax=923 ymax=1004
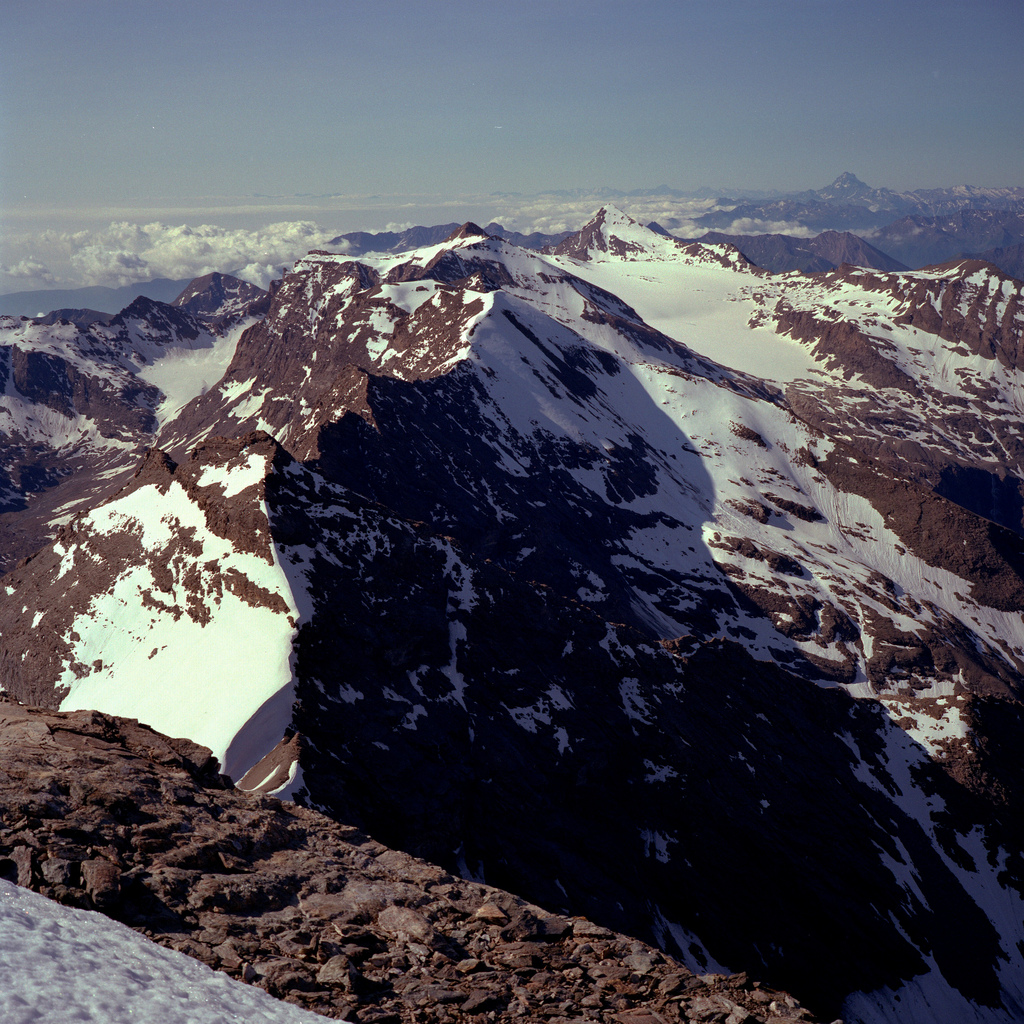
xmin=2 ymin=208 xmax=1024 ymax=1023
xmin=0 ymin=697 xmax=825 ymax=1024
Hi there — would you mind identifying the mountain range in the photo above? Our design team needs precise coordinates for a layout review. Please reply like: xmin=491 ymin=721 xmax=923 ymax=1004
xmin=5 ymin=174 xmax=1024 ymax=322
xmin=685 ymin=230 xmax=909 ymax=274
xmin=785 ymin=171 xmax=1024 ymax=218
xmin=2 ymin=206 xmax=1024 ymax=1023
xmin=864 ymin=210 xmax=1024 ymax=270
xmin=0 ymin=277 xmax=195 ymax=319
xmin=501 ymin=174 xmax=1024 ymax=215
xmin=669 ymin=174 xmax=1024 ymax=275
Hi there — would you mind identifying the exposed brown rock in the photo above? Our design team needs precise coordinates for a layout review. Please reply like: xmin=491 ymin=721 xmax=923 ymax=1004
xmin=773 ymin=303 xmax=917 ymax=392
xmin=0 ymin=431 xmax=289 ymax=708
xmin=0 ymin=697 xmax=823 ymax=1024
xmin=892 ymin=260 xmax=1024 ymax=371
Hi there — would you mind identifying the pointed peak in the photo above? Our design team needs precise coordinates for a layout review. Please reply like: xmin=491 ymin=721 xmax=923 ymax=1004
xmin=444 ymin=222 xmax=490 ymax=243
xmin=131 ymin=446 xmax=178 ymax=486
xmin=551 ymin=205 xmax=667 ymax=261
xmin=827 ymin=171 xmax=870 ymax=190
xmin=172 ymin=270 xmax=228 ymax=300
xmin=591 ymin=204 xmax=637 ymax=226
xmin=118 ymin=293 xmax=166 ymax=315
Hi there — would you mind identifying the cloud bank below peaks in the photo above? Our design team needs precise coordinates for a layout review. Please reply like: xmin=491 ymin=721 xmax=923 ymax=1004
xmin=2 ymin=221 xmax=346 ymax=292
xmin=1 ymin=195 xmax=825 ymax=294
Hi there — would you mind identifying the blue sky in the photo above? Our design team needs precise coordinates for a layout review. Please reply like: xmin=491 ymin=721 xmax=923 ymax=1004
xmin=2 ymin=0 xmax=1022 ymax=291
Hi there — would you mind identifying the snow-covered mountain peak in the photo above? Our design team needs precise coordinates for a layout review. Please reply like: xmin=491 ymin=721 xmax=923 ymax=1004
xmin=551 ymin=207 xmax=758 ymax=277
xmin=552 ymin=205 xmax=674 ymax=262
xmin=161 ymin=240 xmax=700 ymax=463
xmin=592 ymin=204 xmax=643 ymax=230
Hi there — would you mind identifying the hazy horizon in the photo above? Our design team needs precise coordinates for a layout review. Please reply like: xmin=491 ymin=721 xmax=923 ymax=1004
xmin=3 ymin=0 xmax=1022 ymax=292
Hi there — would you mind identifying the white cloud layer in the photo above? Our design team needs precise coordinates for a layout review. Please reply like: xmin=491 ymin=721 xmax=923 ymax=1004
xmin=3 ymin=220 xmax=343 ymax=292
xmin=70 ymin=246 xmax=150 ymax=287
xmin=0 ymin=195 xmax=829 ymax=293
xmin=489 ymin=196 xmax=718 ymax=237
xmin=710 ymin=218 xmax=819 ymax=239
xmin=0 ymin=257 xmax=57 ymax=285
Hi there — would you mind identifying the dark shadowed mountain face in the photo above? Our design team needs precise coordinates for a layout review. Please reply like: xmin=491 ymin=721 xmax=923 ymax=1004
xmin=3 ymin=208 xmax=1024 ymax=1023
xmin=866 ymin=210 xmax=1024 ymax=270
xmin=4 ymin=429 xmax=1023 ymax=1023
xmin=692 ymin=229 xmax=908 ymax=274
xmin=1 ymin=697 xmax=833 ymax=1024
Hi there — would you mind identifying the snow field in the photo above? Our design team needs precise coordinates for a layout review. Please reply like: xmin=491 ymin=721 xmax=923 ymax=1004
xmin=0 ymin=879 xmax=330 ymax=1024
xmin=57 ymin=475 xmax=305 ymax=780
xmin=138 ymin=317 xmax=257 ymax=428
xmin=556 ymin=249 xmax=820 ymax=383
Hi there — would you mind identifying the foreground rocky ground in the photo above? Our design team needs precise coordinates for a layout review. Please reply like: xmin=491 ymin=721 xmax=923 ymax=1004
xmin=0 ymin=696 xmax=829 ymax=1024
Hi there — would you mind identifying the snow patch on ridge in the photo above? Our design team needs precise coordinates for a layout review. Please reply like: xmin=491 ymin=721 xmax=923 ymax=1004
xmin=58 ymin=475 xmax=304 ymax=781
xmin=196 ymin=451 xmax=269 ymax=498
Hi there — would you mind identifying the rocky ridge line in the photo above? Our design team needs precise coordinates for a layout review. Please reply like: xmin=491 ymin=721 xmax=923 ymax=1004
xmin=0 ymin=696 xmax=828 ymax=1024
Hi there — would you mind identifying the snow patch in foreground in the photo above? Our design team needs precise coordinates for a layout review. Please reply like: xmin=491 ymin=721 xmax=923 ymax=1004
xmin=0 ymin=879 xmax=329 ymax=1024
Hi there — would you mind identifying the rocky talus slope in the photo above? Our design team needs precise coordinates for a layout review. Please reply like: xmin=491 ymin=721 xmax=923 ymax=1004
xmin=0 ymin=696 xmax=825 ymax=1024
